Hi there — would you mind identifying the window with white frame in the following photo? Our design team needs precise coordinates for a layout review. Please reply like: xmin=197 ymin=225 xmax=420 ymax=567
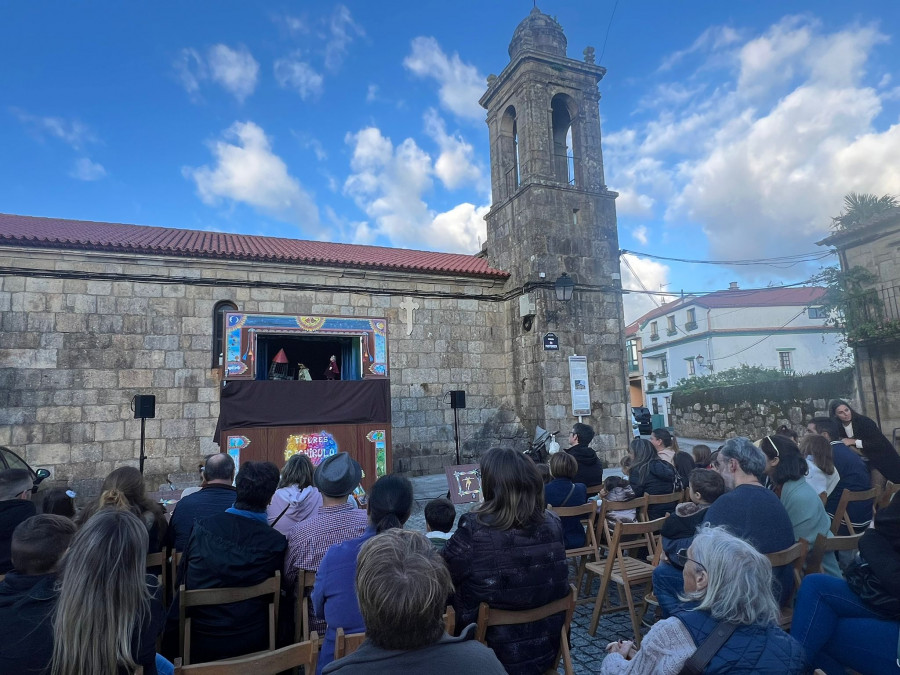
xmin=778 ymin=350 xmax=793 ymax=373
xmin=686 ymin=308 xmax=697 ymax=330
xmin=808 ymin=307 xmax=827 ymax=319
xmin=650 ymin=321 xmax=659 ymax=340
xmin=687 ymin=357 xmax=695 ymax=375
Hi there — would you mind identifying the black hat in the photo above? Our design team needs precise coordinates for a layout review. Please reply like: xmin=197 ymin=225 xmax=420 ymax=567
xmin=314 ymin=452 xmax=362 ymax=498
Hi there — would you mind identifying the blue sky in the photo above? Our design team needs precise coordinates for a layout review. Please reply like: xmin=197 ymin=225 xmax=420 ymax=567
xmin=3 ymin=1 xmax=900 ymax=321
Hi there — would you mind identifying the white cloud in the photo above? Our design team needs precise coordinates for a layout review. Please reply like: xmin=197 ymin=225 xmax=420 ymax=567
xmin=184 ymin=121 xmax=319 ymax=230
xmin=659 ymin=25 xmax=741 ymax=71
xmin=620 ymin=254 xmax=673 ymax=324
xmin=423 ymin=109 xmax=484 ymax=190
xmin=343 ymin=126 xmax=487 ymax=252
xmin=69 ymin=158 xmax=106 ymax=181
xmin=174 ymin=44 xmax=259 ymax=102
xmin=607 ymin=17 xmax=900 ymax=277
xmin=403 ymin=36 xmax=485 ymax=120
xmin=11 ymin=108 xmax=97 ymax=149
xmin=632 ymin=225 xmax=649 ymax=246
xmin=274 ymin=55 xmax=324 ymax=100
xmin=324 ymin=5 xmax=364 ymax=71
xmin=366 ymin=84 xmax=379 ymax=102
xmin=207 ymin=45 xmax=259 ymax=102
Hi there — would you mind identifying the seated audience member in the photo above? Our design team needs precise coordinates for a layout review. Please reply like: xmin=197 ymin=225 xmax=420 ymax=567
xmin=599 ymin=476 xmax=637 ymax=526
xmin=691 ymin=444 xmax=711 ymax=470
xmin=424 ymin=497 xmax=456 ymax=550
xmin=650 ymin=428 xmax=676 ymax=465
xmin=177 ymin=461 xmax=286 ymax=665
xmin=652 ymin=437 xmax=795 ymax=616
xmin=77 ymin=466 xmax=167 ymax=553
xmin=166 ymin=453 xmax=236 ymax=552
xmin=761 ymin=435 xmax=840 ymax=576
xmin=284 ymin=452 xmax=367 ymax=586
xmin=179 ymin=455 xmax=213 ymax=499
xmin=267 ymin=452 xmax=323 ymax=536
xmin=628 ymin=438 xmax=682 ymax=519
xmin=601 ymin=527 xmax=806 ymax=674
xmin=0 ymin=514 xmax=76 ymax=674
xmin=793 ymin=488 xmax=900 ymax=674
xmin=41 ymin=487 xmax=77 ymax=519
xmin=545 ymin=451 xmax=589 ymax=548
xmin=52 ymin=508 xmax=169 ymax=675
xmin=775 ymin=424 xmax=799 ymax=442
xmin=808 ymin=416 xmax=873 ymax=532
xmin=313 ymin=474 xmax=414 ymax=674
xmin=535 ymin=462 xmax=552 ymax=484
xmin=830 ymin=398 xmax=900 ymax=483
xmin=565 ymin=423 xmax=604 ymax=486
xmin=443 ymin=447 xmax=568 ymax=675
xmin=0 ymin=468 xmax=36 ymax=574
xmin=800 ymin=433 xmax=840 ymax=498
xmin=324 ymin=529 xmax=506 ymax=674
xmin=661 ymin=469 xmax=725 ymax=566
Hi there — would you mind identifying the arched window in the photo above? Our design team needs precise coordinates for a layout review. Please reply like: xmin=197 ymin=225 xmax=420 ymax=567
xmin=499 ymin=105 xmax=520 ymax=197
xmin=212 ymin=300 xmax=238 ymax=367
xmin=551 ymin=93 xmax=577 ymax=186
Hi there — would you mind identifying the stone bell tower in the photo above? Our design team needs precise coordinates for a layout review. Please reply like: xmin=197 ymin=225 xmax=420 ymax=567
xmin=481 ymin=8 xmax=628 ymax=454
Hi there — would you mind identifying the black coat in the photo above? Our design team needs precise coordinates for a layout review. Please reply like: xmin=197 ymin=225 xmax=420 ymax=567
xmin=839 ymin=413 xmax=900 ymax=483
xmin=673 ymin=451 xmax=695 ymax=488
xmin=859 ymin=489 xmax=900 ymax=600
xmin=629 ymin=459 xmax=680 ymax=519
xmin=443 ymin=511 xmax=569 ymax=675
xmin=165 ymin=483 xmax=238 ymax=551
xmin=0 ymin=572 xmax=56 ymax=674
xmin=565 ymin=443 xmax=604 ymax=487
xmin=0 ymin=499 xmax=36 ymax=574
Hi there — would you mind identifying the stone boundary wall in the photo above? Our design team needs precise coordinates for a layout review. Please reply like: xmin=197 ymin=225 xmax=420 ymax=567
xmin=0 ymin=247 xmax=516 ymax=496
xmin=671 ymin=369 xmax=856 ymax=440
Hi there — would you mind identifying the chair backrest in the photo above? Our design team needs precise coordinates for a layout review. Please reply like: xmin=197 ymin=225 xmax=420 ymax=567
xmin=443 ymin=606 xmax=456 ymax=635
xmin=596 ymin=495 xmax=647 ymax=551
xmin=475 ymin=584 xmax=577 ymax=674
xmin=295 ymin=569 xmax=318 ymax=642
xmin=830 ymin=487 xmax=877 ymax=535
xmin=584 ymin=484 xmax=604 ymax=499
xmin=179 ymin=572 xmax=281 ymax=666
xmin=548 ymin=502 xmax=599 ymax=555
xmin=765 ymin=540 xmax=807 ymax=608
xmin=877 ymin=481 xmax=900 ymax=511
xmin=174 ymin=633 xmax=319 ymax=674
xmin=334 ymin=627 xmax=367 ymax=660
xmin=640 ymin=491 xmax=682 ymax=520
xmin=147 ymin=549 xmax=169 ymax=607
xmin=805 ymin=532 xmax=863 ymax=575
xmin=608 ymin=515 xmax=668 ymax=569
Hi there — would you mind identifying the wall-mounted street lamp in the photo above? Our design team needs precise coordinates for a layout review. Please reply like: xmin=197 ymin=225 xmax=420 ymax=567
xmin=696 ymin=355 xmax=713 ymax=371
xmin=555 ymin=273 xmax=575 ymax=302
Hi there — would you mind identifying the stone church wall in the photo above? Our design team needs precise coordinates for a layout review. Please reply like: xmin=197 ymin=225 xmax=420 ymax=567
xmin=0 ymin=247 xmax=517 ymax=494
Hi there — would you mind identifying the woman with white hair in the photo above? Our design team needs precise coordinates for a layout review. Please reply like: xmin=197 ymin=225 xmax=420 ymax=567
xmin=601 ymin=527 xmax=806 ymax=674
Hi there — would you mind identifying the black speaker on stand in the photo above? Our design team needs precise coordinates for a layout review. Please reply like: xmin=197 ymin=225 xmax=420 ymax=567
xmin=449 ymin=390 xmax=466 ymax=465
xmin=132 ymin=395 xmax=156 ymax=474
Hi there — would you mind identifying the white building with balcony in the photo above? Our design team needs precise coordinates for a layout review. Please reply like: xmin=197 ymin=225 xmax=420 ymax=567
xmin=634 ymin=285 xmax=848 ymax=426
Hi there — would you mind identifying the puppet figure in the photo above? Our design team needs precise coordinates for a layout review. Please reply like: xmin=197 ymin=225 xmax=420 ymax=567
xmin=325 ymin=355 xmax=340 ymax=380
xmin=296 ymin=363 xmax=312 ymax=381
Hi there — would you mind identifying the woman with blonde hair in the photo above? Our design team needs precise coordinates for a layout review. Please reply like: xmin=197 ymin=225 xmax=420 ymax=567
xmin=76 ymin=466 xmax=167 ymax=552
xmin=266 ymin=452 xmax=322 ymax=535
xmin=443 ymin=447 xmax=568 ymax=674
xmin=601 ymin=527 xmax=805 ymax=673
xmin=51 ymin=508 xmax=169 ymax=675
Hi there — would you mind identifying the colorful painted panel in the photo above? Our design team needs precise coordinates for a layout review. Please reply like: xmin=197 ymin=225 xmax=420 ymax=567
xmin=366 ymin=429 xmax=387 ymax=477
xmin=284 ymin=431 xmax=339 ymax=465
xmin=224 ymin=312 xmax=388 ymax=380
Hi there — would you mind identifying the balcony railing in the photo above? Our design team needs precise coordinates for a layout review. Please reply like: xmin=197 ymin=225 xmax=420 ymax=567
xmin=685 ymin=321 xmax=698 ymax=331
xmin=845 ymin=284 xmax=900 ymax=343
xmin=650 ymin=333 xmax=660 ymax=342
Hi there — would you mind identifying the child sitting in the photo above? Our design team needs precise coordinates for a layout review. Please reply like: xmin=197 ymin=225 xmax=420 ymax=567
xmin=660 ymin=468 xmax=725 ymax=568
xmin=424 ymin=497 xmax=456 ymax=550
xmin=599 ymin=475 xmax=637 ymax=525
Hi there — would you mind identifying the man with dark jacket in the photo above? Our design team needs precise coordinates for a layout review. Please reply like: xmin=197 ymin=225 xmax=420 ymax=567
xmin=564 ymin=423 xmax=603 ymax=487
xmin=175 ymin=461 xmax=286 ymax=664
xmin=166 ymin=453 xmax=237 ymax=551
xmin=0 ymin=514 xmax=77 ymax=673
xmin=0 ymin=469 xmax=37 ymax=574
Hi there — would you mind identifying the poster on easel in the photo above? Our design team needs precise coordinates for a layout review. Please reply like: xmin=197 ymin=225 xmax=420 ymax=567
xmin=445 ymin=464 xmax=482 ymax=504
xmin=568 ymin=355 xmax=592 ymax=417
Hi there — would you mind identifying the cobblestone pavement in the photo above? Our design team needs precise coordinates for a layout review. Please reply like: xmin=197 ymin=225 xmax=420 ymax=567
xmin=406 ymin=473 xmax=652 ymax=674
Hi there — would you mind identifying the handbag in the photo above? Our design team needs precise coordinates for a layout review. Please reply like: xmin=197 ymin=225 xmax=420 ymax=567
xmin=843 ymin=554 xmax=900 ymax=620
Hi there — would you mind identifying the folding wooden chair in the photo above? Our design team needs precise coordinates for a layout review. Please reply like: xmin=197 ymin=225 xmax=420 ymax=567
xmin=805 ymin=532 xmax=863 ymax=575
xmin=475 ymin=584 xmax=577 ymax=675
xmin=641 ymin=491 xmax=682 ymax=521
xmin=174 ymin=634 xmax=319 ymax=674
xmin=877 ymin=481 xmax=900 ymax=511
xmin=443 ymin=606 xmax=456 ymax=635
xmin=587 ymin=516 xmax=667 ymax=645
xmin=294 ymin=569 xmax=318 ymax=642
xmin=765 ymin=540 xmax=807 ymax=631
xmin=179 ymin=572 xmax=281 ymax=666
xmin=584 ymin=483 xmax=604 ymax=499
xmin=595 ymin=495 xmax=648 ymax=557
xmin=830 ymin=487 xmax=877 ymax=535
xmin=147 ymin=549 xmax=169 ymax=606
xmin=548 ymin=502 xmax=599 ymax=595
xmin=334 ymin=628 xmax=366 ymax=660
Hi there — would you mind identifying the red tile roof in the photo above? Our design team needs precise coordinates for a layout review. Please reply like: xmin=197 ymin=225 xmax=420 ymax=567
xmin=634 ymin=287 xmax=826 ymax=326
xmin=0 ymin=213 xmax=509 ymax=279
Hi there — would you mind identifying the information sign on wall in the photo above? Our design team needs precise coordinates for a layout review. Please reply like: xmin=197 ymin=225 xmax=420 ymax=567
xmin=568 ymin=355 xmax=592 ymax=416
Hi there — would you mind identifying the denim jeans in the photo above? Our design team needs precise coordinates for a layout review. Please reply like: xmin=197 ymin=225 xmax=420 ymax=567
xmin=156 ymin=653 xmax=175 ymax=675
xmin=652 ymin=562 xmax=696 ymax=617
xmin=792 ymin=573 xmax=900 ymax=674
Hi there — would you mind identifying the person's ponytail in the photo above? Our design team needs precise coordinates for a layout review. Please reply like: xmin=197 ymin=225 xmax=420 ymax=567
xmin=99 ymin=488 xmax=129 ymax=509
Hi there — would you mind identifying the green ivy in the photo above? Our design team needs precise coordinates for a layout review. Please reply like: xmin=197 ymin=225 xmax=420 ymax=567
xmin=673 ymin=364 xmax=792 ymax=395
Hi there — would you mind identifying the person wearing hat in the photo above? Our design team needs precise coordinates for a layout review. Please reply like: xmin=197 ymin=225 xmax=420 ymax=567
xmin=284 ymin=452 xmax=367 ymax=588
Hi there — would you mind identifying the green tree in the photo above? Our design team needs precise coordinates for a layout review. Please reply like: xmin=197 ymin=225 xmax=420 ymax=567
xmin=831 ymin=192 xmax=898 ymax=231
